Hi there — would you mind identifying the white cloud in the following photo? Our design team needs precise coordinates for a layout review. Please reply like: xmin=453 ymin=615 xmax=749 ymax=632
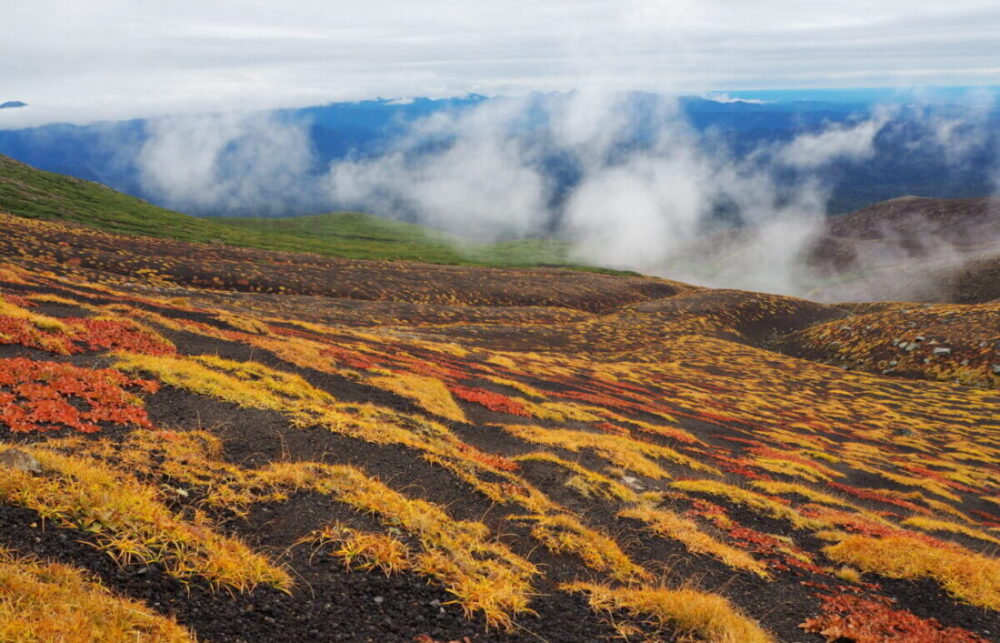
xmin=137 ymin=112 xmax=320 ymax=215
xmin=2 ymin=1 xmax=1000 ymax=127
xmin=776 ymin=113 xmax=890 ymax=169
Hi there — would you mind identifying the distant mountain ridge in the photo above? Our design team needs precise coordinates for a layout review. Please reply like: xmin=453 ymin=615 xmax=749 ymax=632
xmin=1 ymin=91 xmax=997 ymax=218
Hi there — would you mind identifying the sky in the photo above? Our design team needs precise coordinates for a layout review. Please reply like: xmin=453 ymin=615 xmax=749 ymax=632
xmin=2 ymin=0 xmax=1000 ymax=127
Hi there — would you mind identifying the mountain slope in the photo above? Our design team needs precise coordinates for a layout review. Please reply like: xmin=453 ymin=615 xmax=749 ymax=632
xmin=805 ymin=196 xmax=1000 ymax=303
xmin=0 ymin=154 xmax=593 ymax=270
xmin=0 ymin=202 xmax=997 ymax=642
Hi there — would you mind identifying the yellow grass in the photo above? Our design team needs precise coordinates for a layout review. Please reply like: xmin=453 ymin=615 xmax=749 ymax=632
xmin=513 ymin=452 xmax=640 ymax=503
xmin=0 ymin=297 xmax=68 ymax=333
xmin=750 ymin=481 xmax=855 ymax=509
xmin=515 ymin=513 xmax=650 ymax=583
xmin=563 ymin=581 xmax=774 ymax=643
xmin=0 ymin=550 xmax=192 ymax=642
xmin=368 ymin=372 xmax=468 ymax=423
xmin=902 ymin=515 xmax=1000 ymax=546
xmin=504 ymin=424 xmax=719 ymax=478
xmin=670 ymin=479 xmax=822 ymax=530
xmin=825 ymin=534 xmax=1000 ymax=610
xmin=0 ymin=446 xmax=291 ymax=592
xmin=620 ymin=503 xmax=770 ymax=577
xmin=305 ymin=524 xmax=413 ymax=576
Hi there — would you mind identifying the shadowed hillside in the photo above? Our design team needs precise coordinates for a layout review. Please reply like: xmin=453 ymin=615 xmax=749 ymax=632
xmin=806 ymin=196 xmax=1000 ymax=303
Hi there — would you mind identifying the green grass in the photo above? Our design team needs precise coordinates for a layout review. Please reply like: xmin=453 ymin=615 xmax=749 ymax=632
xmin=0 ymin=154 xmax=629 ymax=273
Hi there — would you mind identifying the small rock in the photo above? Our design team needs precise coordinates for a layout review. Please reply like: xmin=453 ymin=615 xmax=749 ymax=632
xmin=621 ymin=475 xmax=644 ymax=491
xmin=992 ymin=364 xmax=1000 ymax=375
xmin=373 ymin=596 xmax=384 ymax=605
xmin=914 ymin=336 xmax=926 ymax=342
xmin=428 ymin=600 xmax=442 ymax=608
xmin=932 ymin=347 xmax=951 ymax=356
xmin=0 ymin=449 xmax=42 ymax=474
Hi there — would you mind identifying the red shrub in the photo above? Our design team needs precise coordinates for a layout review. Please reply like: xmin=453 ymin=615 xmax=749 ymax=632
xmin=826 ymin=481 xmax=928 ymax=514
xmin=801 ymin=592 xmax=987 ymax=642
xmin=0 ymin=316 xmax=77 ymax=355
xmin=448 ymin=385 xmax=529 ymax=417
xmin=74 ymin=318 xmax=176 ymax=355
xmin=0 ymin=358 xmax=155 ymax=434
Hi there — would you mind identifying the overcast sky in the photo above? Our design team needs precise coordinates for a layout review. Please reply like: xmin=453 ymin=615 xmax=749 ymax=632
xmin=2 ymin=0 xmax=1000 ymax=127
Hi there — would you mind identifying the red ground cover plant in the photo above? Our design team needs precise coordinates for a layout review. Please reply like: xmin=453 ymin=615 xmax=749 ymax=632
xmin=801 ymin=592 xmax=988 ymax=642
xmin=320 ymin=345 xmax=379 ymax=370
xmin=447 ymin=385 xmax=530 ymax=417
xmin=0 ymin=315 xmax=77 ymax=354
xmin=74 ymin=318 xmax=176 ymax=355
xmin=455 ymin=444 xmax=520 ymax=472
xmin=0 ymin=358 xmax=156 ymax=434
xmin=826 ymin=481 xmax=928 ymax=514
xmin=707 ymin=453 xmax=774 ymax=481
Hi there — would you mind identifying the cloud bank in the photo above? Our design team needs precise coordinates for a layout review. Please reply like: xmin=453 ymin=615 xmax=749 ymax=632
xmin=3 ymin=1 xmax=1000 ymax=127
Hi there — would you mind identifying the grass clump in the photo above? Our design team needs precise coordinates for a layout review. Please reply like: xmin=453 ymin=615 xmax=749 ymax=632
xmin=0 ymin=447 xmax=291 ymax=592
xmin=367 ymin=372 xmax=468 ymax=423
xmin=514 ymin=513 xmax=650 ymax=583
xmin=504 ymin=425 xmax=719 ymax=479
xmin=563 ymin=581 xmax=773 ymax=643
xmin=304 ymin=524 xmax=413 ymax=576
xmin=620 ymin=503 xmax=771 ymax=577
xmin=825 ymin=534 xmax=1000 ymax=610
xmin=670 ymin=479 xmax=823 ymax=530
xmin=0 ymin=549 xmax=193 ymax=642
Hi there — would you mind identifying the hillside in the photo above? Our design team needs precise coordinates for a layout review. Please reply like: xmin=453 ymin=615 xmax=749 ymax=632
xmin=0 ymin=205 xmax=998 ymax=642
xmin=805 ymin=196 xmax=1000 ymax=303
xmin=0 ymin=154 xmax=586 ymax=270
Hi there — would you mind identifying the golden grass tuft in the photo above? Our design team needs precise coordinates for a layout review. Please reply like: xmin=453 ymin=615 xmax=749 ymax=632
xmin=305 ymin=524 xmax=413 ymax=576
xmin=825 ymin=534 xmax=1000 ymax=610
xmin=513 ymin=452 xmax=640 ymax=503
xmin=0 ymin=549 xmax=193 ymax=642
xmin=203 ymin=461 xmax=538 ymax=630
xmin=750 ymin=481 xmax=855 ymax=509
xmin=902 ymin=515 xmax=1000 ymax=547
xmin=514 ymin=513 xmax=650 ymax=583
xmin=620 ymin=503 xmax=770 ymax=577
xmin=0 ymin=447 xmax=291 ymax=592
xmin=670 ymin=479 xmax=823 ymax=530
xmin=368 ymin=372 xmax=468 ymax=423
xmin=563 ymin=581 xmax=774 ymax=643
xmin=504 ymin=424 xmax=719 ymax=478
xmin=0 ymin=297 xmax=68 ymax=334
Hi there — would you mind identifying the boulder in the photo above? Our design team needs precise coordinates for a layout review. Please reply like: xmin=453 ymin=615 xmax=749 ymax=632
xmin=0 ymin=448 xmax=42 ymax=474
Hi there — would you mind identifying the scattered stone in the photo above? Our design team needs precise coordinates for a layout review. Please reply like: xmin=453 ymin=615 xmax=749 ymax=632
xmin=932 ymin=347 xmax=951 ymax=356
xmin=620 ymin=475 xmax=644 ymax=491
xmin=372 ymin=596 xmax=384 ymax=605
xmin=992 ymin=364 xmax=1000 ymax=375
xmin=0 ymin=449 xmax=42 ymax=474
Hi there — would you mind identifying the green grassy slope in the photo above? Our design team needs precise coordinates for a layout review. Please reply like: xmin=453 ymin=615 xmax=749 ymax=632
xmin=0 ymin=154 xmax=608 ymax=270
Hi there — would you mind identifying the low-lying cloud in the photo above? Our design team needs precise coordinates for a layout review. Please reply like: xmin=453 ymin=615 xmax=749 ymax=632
xmin=324 ymin=92 xmax=895 ymax=295
xmin=138 ymin=112 xmax=323 ymax=216
xmin=131 ymin=91 xmax=999 ymax=301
